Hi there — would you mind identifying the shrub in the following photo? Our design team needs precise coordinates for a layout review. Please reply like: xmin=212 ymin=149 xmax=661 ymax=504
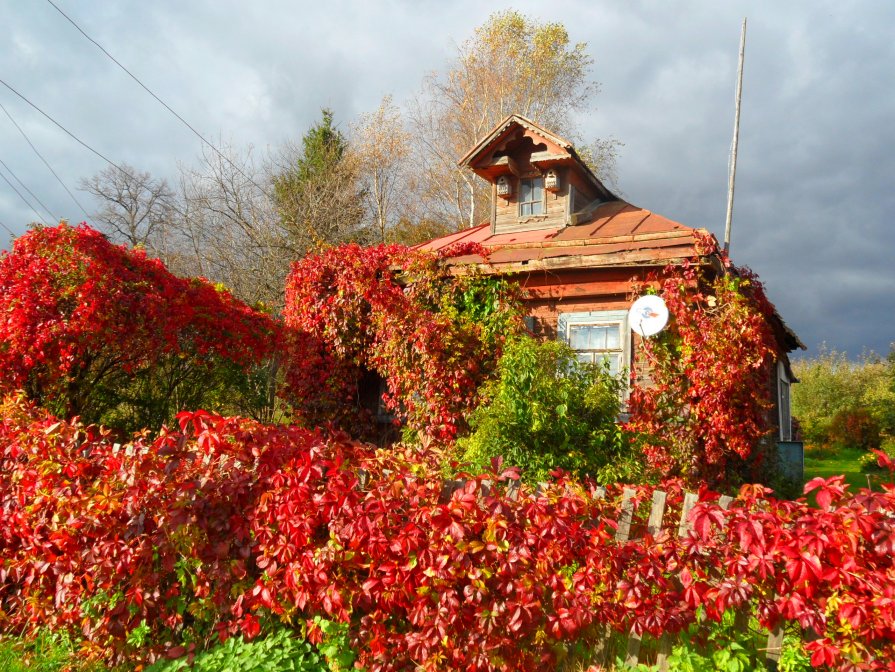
xmin=283 ymin=242 xmax=523 ymax=440
xmin=145 ymin=628 xmax=327 ymax=672
xmin=0 ymin=223 xmax=279 ymax=432
xmin=792 ymin=346 xmax=895 ymax=447
xmin=828 ymin=408 xmax=882 ymax=451
xmin=3 ymin=396 xmax=895 ymax=670
xmin=455 ymin=336 xmax=631 ymax=483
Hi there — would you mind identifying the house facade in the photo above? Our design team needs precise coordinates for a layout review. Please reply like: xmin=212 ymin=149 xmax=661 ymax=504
xmin=418 ymin=114 xmax=804 ymax=447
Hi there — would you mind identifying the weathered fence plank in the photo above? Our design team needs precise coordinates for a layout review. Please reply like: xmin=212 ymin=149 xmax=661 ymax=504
xmin=624 ymin=490 xmax=670 ymax=666
xmin=656 ymin=490 xmax=702 ymax=671
xmin=615 ymin=488 xmax=636 ymax=542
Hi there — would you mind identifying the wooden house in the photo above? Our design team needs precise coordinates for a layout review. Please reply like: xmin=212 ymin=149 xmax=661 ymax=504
xmin=417 ymin=114 xmax=804 ymax=452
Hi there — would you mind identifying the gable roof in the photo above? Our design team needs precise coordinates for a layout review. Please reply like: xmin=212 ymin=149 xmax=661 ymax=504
xmin=458 ymin=114 xmax=573 ymax=167
xmin=458 ymin=113 xmax=614 ymax=199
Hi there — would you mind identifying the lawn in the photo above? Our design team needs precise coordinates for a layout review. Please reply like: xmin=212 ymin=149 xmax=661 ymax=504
xmin=803 ymin=441 xmax=893 ymax=492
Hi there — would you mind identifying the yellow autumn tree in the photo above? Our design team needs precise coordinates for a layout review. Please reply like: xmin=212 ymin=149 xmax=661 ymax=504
xmin=409 ymin=10 xmax=617 ymax=231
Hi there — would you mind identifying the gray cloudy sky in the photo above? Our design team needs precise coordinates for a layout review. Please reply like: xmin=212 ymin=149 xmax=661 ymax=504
xmin=1 ymin=0 xmax=893 ymax=358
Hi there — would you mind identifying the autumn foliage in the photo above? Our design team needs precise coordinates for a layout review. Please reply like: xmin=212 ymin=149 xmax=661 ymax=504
xmin=4 ymin=224 xmax=894 ymax=670
xmin=0 ymin=224 xmax=279 ymax=431
xmin=283 ymin=242 xmax=522 ymax=440
xmin=1 ymin=397 xmax=894 ymax=670
xmin=626 ymin=254 xmax=781 ymax=489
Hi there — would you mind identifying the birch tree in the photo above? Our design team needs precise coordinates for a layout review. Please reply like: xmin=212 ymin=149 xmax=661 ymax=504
xmin=410 ymin=10 xmax=617 ymax=231
xmin=352 ymin=96 xmax=413 ymax=243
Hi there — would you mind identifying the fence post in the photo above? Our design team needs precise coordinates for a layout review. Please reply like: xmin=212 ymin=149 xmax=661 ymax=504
xmin=615 ymin=488 xmax=636 ymax=542
xmin=765 ymin=624 xmax=785 ymax=669
xmin=656 ymin=491 xmax=701 ymax=671
xmin=624 ymin=489 xmax=668 ymax=667
xmin=592 ymin=487 xmax=636 ymax=666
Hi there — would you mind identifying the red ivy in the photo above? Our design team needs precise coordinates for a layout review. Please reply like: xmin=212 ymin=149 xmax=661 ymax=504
xmin=1 ymin=397 xmax=894 ymax=669
xmin=625 ymin=255 xmax=780 ymax=489
xmin=0 ymin=223 xmax=278 ymax=425
xmin=282 ymin=243 xmax=521 ymax=441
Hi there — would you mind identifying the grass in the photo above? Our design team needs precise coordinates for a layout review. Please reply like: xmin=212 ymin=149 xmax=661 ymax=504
xmin=803 ymin=437 xmax=895 ymax=492
xmin=0 ymin=631 xmax=106 ymax=672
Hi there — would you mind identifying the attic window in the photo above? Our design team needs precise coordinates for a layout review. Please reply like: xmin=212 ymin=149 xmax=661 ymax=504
xmin=519 ymin=177 xmax=544 ymax=217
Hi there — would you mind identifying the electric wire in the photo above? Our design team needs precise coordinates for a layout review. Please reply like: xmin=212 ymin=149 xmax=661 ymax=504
xmin=0 ymin=155 xmax=58 ymax=222
xmin=46 ymin=0 xmax=276 ymax=203
xmin=0 ymin=86 xmax=196 ymax=227
xmin=0 ymin=218 xmax=16 ymax=238
xmin=0 ymin=78 xmax=134 ymax=180
xmin=0 ymin=163 xmax=51 ymax=226
xmin=0 ymin=99 xmax=89 ymax=219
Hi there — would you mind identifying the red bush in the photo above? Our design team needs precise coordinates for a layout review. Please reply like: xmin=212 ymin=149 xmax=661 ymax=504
xmin=283 ymin=243 xmax=522 ymax=440
xmin=828 ymin=408 xmax=882 ymax=451
xmin=0 ymin=223 xmax=279 ymax=429
xmin=1 ymin=396 xmax=894 ymax=670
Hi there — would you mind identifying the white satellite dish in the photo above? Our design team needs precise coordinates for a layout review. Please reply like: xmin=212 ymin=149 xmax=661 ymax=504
xmin=628 ymin=295 xmax=669 ymax=337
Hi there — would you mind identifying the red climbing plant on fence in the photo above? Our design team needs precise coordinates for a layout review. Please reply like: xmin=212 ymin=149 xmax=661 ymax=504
xmin=1 ymin=396 xmax=894 ymax=670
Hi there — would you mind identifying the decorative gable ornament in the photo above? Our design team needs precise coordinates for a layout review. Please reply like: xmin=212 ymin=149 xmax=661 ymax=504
xmin=544 ymin=169 xmax=560 ymax=192
xmin=496 ymin=175 xmax=512 ymax=197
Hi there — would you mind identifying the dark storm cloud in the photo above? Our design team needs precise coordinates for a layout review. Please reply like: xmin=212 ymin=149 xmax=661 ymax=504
xmin=1 ymin=0 xmax=892 ymax=357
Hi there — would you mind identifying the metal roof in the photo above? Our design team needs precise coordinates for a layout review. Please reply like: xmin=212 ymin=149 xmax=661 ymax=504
xmin=416 ymin=200 xmax=703 ymax=270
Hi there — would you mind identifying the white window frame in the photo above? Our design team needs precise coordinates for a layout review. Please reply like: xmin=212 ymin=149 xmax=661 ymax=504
xmin=777 ymin=360 xmax=792 ymax=441
xmin=518 ymin=176 xmax=545 ymax=217
xmin=558 ymin=310 xmax=630 ymax=384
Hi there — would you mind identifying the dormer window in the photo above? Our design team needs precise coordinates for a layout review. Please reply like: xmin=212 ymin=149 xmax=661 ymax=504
xmin=519 ymin=177 xmax=545 ymax=217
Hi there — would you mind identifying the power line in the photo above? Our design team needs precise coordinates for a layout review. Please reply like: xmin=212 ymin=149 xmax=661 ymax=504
xmin=0 ymin=163 xmax=51 ymax=226
xmin=0 ymin=82 xmax=193 ymax=225
xmin=0 ymin=78 xmax=132 ymax=182
xmin=0 ymin=99 xmax=89 ymax=219
xmin=0 ymin=218 xmax=16 ymax=239
xmin=0 ymin=155 xmax=58 ymax=222
xmin=46 ymin=0 xmax=276 ymax=203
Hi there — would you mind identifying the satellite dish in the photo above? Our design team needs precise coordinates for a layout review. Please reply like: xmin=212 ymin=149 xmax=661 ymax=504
xmin=628 ymin=295 xmax=669 ymax=337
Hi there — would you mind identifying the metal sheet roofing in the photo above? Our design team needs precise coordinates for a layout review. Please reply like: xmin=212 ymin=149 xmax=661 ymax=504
xmin=416 ymin=201 xmax=702 ymax=269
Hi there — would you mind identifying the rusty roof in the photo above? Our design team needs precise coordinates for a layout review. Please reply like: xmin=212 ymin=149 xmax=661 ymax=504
xmin=416 ymin=200 xmax=706 ymax=271
xmin=415 ymin=201 xmax=805 ymax=352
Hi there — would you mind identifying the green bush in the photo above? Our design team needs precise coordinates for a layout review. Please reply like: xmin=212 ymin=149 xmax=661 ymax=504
xmin=455 ymin=336 xmax=632 ymax=483
xmin=145 ymin=628 xmax=328 ymax=672
xmin=792 ymin=346 xmax=895 ymax=447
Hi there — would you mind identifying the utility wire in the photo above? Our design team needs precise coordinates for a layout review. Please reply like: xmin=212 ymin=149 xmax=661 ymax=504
xmin=0 ymin=91 xmax=194 ymax=226
xmin=0 ymin=218 xmax=16 ymax=239
xmin=0 ymin=78 xmax=133 ymax=182
xmin=0 ymin=155 xmax=58 ymax=222
xmin=46 ymin=0 xmax=276 ymax=202
xmin=0 ymin=99 xmax=89 ymax=219
xmin=0 ymin=163 xmax=51 ymax=226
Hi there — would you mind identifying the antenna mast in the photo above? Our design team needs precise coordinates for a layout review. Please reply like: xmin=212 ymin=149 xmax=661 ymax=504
xmin=724 ymin=18 xmax=747 ymax=254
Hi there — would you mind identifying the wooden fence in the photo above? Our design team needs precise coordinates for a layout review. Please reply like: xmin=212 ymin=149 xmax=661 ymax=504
xmin=438 ymin=480 xmax=786 ymax=671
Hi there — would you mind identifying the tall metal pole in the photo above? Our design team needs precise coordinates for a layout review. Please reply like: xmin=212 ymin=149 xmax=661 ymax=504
xmin=724 ymin=18 xmax=747 ymax=255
